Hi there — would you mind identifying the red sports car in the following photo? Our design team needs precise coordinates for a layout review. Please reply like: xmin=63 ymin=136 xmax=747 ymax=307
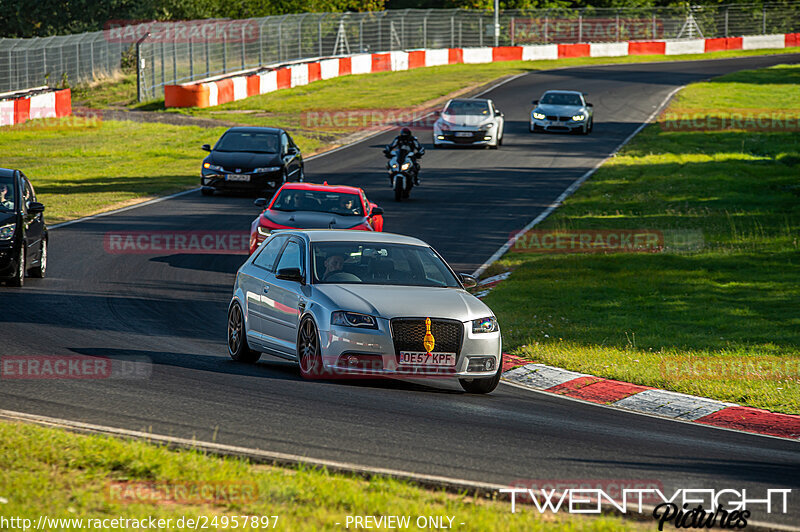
xmin=249 ymin=182 xmax=385 ymax=254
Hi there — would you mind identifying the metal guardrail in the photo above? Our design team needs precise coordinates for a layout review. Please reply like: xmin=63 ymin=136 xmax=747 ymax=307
xmin=0 ymin=3 xmax=798 ymax=101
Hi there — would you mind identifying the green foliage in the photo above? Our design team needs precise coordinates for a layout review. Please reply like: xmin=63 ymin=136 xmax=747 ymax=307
xmin=0 ymin=0 xmax=387 ymax=38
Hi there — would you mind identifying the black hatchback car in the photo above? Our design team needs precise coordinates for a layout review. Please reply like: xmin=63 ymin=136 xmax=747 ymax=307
xmin=0 ymin=168 xmax=47 ymax=286
xmin=200 ymin=127 xmax=304 ymax=196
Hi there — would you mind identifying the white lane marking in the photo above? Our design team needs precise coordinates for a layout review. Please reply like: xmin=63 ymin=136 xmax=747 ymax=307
xmin=472 ymin=83 xmax=685 ymax=278
xmin=503 ymin=364 xmax=588 ymax=389
xmin=478 ymin=271 xmax=512 ymax=286
xmin=613 ymin=388 xmax=735 ymax=421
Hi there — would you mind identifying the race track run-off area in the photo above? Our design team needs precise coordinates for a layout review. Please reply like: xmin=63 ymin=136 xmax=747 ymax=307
xmin=2 ymin=55 xmax=800 ymax=527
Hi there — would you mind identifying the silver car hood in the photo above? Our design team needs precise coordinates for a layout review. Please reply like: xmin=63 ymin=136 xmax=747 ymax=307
xmin=536 ymin=104 xmax=585 ymax=114
xmin=315 ymin=284 xmax=492 ymax=321
xmin=439 ymin=114 xmax=492 ymax=128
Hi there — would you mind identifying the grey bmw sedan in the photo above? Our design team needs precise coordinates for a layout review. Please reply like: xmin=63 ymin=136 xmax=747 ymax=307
xmin=227 ymin=230 xmax=503 ymax=393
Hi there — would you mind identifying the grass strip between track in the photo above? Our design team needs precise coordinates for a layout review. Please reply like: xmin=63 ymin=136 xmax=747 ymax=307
xmin=0 ymin=419 xmax=650 ymax=531
xmin=485 ymin=63 xmax=800 ymax=415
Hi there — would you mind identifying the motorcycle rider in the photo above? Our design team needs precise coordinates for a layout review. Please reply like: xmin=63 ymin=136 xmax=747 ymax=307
xmin=384 ymin=127 xmax=424 ymax=185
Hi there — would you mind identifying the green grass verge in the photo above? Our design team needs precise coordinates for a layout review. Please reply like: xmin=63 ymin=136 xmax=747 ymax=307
xmin=0 ymin=420 xmax=646 ymax=531
xmin=485 ymin=63 xmax=800 ymax=414
xmin=0 ymin=120 xmax=227 ymax=224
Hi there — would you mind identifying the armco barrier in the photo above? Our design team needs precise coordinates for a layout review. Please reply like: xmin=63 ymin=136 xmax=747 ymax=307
xmin=0 ymin=88 xmax=72 ymax=127
xmin=164 ymin=33 xmax=799 ymax=109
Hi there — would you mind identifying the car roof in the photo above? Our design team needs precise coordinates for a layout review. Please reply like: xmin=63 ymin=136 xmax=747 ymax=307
xmin=223 ymin=126 xmax=283 ymax=134
xmin=280 ymin=230 xmax=427 ymax=246
xmin=0 ymin=168 xmax=17 ymax=178
xmin=449 ymin=98 xmax=491 ymax=103
xmin=542 ymin=90 xmax=583 ymax=96
xmin=277 ymin=182 xmax=363 ymax=195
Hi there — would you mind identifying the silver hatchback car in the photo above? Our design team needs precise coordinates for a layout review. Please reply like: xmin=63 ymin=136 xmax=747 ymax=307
xmin=227 ymin=230 xmax=503 ymax=393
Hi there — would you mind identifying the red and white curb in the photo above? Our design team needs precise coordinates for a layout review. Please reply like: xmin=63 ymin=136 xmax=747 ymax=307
xmin=164 ymin=32 xmax=800 ymax=108
xmin=472 ymin=271 xmax=511 ymax=299
xmin=0 ymin=87 xmax=72 ymax=127
xmin=500 ymin=356 xmax=800 ymax=441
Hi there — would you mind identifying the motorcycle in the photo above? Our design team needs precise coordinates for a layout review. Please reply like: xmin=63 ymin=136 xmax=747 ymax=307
xmin=383 ymin=146 xmax=420 ymax=202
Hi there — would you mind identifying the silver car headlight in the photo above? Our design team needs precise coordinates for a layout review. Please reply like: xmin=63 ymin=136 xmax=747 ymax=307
xmin=532 ymin=112 xmax=545 ymax=120
xmin=0 ymin=223 xmax=15 ymax=240
xmin=254 ymin=166 xmax=281 ymax=173
xmin=331 ymin=311 xmax=378 ymax=329
xmin=572 ymin=114 xmax=586 ymax=121
xmin=203 ymin=163 xmax=223 ymax=172
xmin=472 ymin=316 xmax=499 ymax=333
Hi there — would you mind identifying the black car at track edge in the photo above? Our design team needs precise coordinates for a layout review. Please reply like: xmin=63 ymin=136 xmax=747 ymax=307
xmin=201 ymin=127 xmax=304 ymax=196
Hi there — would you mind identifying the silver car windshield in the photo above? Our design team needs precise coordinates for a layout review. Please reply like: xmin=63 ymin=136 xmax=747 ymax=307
xmin=541 ymin=93 xmax=582 ymax=106
xmin=312 ymin=242 xmax=460 ymax=287
xmin=272 ymin=190 xmax=363 ymax=216
xmin=444 ymin=100 xmax=490 ymax=116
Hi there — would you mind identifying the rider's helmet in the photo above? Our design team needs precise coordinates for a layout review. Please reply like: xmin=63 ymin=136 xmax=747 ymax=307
xmin=400 ymin=127 xmax=412 ymax=139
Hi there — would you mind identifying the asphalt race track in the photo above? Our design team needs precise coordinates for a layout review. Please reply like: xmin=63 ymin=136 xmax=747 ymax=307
xmin=3 ymin=55 xmax=800 ymax=526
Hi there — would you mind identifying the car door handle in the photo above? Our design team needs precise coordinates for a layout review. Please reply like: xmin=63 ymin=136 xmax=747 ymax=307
xmin=298 ymin=298 xmax=306 ymax=310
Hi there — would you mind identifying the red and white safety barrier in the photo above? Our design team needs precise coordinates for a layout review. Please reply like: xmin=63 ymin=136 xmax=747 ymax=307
xmin=0 ymin=87 xmax=72 ymax=127
xmin=164 ymin=33 xmax=800 ymax=108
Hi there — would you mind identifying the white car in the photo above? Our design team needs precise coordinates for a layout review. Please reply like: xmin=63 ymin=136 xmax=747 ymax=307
xmin=227 ymin=230 xmax=504 ymax=393
xmin=433 ymin=98 xmax=504 ymax=149
xmin=530 ymin=90 xmax=594 ymax=134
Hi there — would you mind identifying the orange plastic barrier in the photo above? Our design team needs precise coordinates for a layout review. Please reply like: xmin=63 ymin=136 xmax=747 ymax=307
xmin=558 ymin=43 xmax=590 ymax=58
xmin=628 ymin=41 xmax=667 ymax=55
xmin=408 ymin=50 xmax=426 ymax=69
xmin=371 ymin=53 xmax=392 ymax=72
xmin=492 ymin=46 xmax=523 ymax=61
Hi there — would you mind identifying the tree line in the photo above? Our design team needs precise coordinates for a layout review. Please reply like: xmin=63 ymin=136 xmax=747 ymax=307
xmin=0 ymin=0 xmax=775 ymax=38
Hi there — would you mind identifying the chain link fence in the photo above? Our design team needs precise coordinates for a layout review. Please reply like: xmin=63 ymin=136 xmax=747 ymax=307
xmin=0 ymin=3 xmax=798 ymax=100
xmin=135 ymin=2 xmax=800 ymax=101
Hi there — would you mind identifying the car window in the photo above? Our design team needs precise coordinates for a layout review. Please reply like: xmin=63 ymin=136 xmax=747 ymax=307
xmin=280 ymin=133 xmax=289 ymax=154
xmin=253 ymin=235 xmax=288 ymax=271
xmin=541 ymin=93 xmax=582 ymax=106
xmin=0 ymin=174 xmax=15 ymax=211
xmin=215 ymin=131 xmax=280 ymax=154
xmin=444 ymin=100 xmax=490 ymax=116
xmin=418 ymin=249 xmax=448 ymax=285
xmin=23 ymin=178 xmax=35 ymax=203
xmin=275 ymin=240 xmax=303 ymax=274
xmin=312 ymin=242 xmax=460 ymax=287
xmin=271 ymin=189 xmax=363 ymax=216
